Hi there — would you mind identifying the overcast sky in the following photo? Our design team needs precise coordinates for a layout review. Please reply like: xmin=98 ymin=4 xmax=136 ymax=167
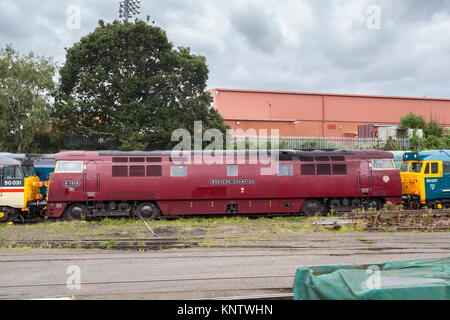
xmin=1 ymin=0 xmax=449 ymax=98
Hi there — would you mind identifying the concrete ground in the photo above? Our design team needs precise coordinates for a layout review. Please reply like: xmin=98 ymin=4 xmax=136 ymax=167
xmin=0 ymin=232 xmax=449 ymax=300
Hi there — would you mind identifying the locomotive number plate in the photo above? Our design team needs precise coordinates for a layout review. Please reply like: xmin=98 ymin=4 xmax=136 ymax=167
xmin=64 ymin=181 xmax=80 ymax=186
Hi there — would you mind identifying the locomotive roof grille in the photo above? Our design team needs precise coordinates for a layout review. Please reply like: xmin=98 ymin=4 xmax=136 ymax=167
xmin=97 ymin=150 xmax=359 ymax=156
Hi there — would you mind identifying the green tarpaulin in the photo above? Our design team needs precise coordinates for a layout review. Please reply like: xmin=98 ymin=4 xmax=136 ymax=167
xmin=293 ymin=257 xmax=450 ymax=300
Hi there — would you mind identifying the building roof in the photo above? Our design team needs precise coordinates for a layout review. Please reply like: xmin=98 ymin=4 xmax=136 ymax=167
xmin=211 ymin=88 xmax=450 ymax=102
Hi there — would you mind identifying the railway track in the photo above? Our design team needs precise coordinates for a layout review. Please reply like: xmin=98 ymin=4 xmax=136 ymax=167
xmin=346 ymin=209 xmax=450 ymax=231
xmin=1 ymin=237 xmax=450 ymax=254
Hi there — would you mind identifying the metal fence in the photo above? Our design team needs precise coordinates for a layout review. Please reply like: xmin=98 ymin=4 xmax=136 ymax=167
xmin=64 ymin=134 xmax=411 ymax=151
xmin=232 ymin=136 xmax=411 ymax=151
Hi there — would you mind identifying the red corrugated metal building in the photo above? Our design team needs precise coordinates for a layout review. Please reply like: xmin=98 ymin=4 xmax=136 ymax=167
xmin=208 ymin=88 xmax=450 ymax=137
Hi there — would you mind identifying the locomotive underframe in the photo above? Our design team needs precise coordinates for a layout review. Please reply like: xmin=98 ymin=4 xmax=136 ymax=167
xmin=58 ymin=196 xmax=388 ymax=220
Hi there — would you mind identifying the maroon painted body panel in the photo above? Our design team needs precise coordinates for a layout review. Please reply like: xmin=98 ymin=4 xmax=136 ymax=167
xmin=47 ymin=150 xmax=402 ymax=218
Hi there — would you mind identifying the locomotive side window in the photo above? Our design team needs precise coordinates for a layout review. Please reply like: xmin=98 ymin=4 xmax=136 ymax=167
xmin=147 ymin=165 xmax=162 ymax=176
xmin=301 ymin=164 xmax=315 ymax=175
xmin=424 ymin=163 xmax=430 ymax=174
xmin=171 ymin=166 xmax=187 ymax=177
xmin=227 ymin=165 xmax=238 ymax=177
xmin=315 ymin=156 xmax=330 ymax=162
xmin=55 ymin=161 xmax=83 ymax=173
xmin=299 ymin=156 xmax=314 ymax=162
xmin=130 ymin=166 xmax=145 ymax=177
xmin=278 ymin=164 xmax=293 ymax=176
xmin=112 ymin=157 xmax=128 ymax=163
xmin=331 ymin=156 xmax=345 ymax=161
xmin=371 ymin=159 xmax=396 ymax=170
xmin=130 ymin=157 xmax=145 ymax=163
xmin=112 ymin=166 xmax=128 ymax=177
xmin=443 ymin=162 xmax=450 ymax=174
xmin=332 ymin=164 xmax=347 ymax=175
xmin=147 ymin=157 xmax=162 ymax=163
xmin=317 ymin=164 xmax=331 ymax=175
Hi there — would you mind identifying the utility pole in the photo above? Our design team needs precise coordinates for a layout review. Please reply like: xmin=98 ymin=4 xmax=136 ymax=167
xmin=119 ymin=0 xmax=141 ymax=22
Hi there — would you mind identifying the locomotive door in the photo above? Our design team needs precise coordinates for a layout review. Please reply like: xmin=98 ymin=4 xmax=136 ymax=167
xmin=85 ymin=161 xmax=99 ymax=198
xmin=359 ymin=160 xmax=371 ymax=195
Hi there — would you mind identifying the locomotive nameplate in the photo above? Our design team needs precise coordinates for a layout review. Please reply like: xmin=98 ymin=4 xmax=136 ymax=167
xmin=210 ymin=179 xmax=255 ymax=185
xmin=64 ymin=181 xmax=80 ymax=186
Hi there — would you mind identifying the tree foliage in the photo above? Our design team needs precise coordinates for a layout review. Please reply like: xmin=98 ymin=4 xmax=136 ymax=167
xmin=54 ymin=20 xmax=228 ymax=150
xmin=399 ymin=112 xmax=426 ymax=130
xmin=396 ymin=112 xmax=448 ymax=151
xmin=0 ymin=45 xmax=56 ymax=153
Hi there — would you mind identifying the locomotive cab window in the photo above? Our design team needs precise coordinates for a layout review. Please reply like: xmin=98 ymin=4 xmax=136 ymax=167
xmin=409 ymin=162 xmax=423 ymax=173
xmin=22 ymin=165 xmax=36 ymax=177
xmin=171 ymin=166 xmax=187 ymax=177
xmin=3 ymin=165 xmax=24 ymax=179
xmin=277 ymin=163 xmax=293 ymax=176
xmin=227 ymin=165 xmax=238 ymax=177
xmin=400 ymin=162 xmax=410 ymax=172
xmin=371 ymin=159 xmax=395 ymax=170
xmin=431 ymin=162 xmax=439 ymax=174
xmin=55 ymin=161 xmax=83 ymax=173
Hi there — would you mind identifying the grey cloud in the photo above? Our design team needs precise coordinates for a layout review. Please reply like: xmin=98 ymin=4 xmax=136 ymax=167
xmin=0 ymin=0 xmax=449 ymax=98
xmin=229 ymin=4 xmax=283 ymax=54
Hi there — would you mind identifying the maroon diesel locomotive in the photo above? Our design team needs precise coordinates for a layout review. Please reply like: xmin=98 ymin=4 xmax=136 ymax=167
xmin=46 ymin=150 xmax=402 ymax=220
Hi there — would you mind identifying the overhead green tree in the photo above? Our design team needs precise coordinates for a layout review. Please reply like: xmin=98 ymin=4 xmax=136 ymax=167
xmin=0 ymin=45 xmax=57 ymax=153
xmin=54 ymin=19 xmax=228 ymax=150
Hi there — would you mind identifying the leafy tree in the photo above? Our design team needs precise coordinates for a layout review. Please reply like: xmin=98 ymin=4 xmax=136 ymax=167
xmin=423 ymin=135 xmax=446 ymax=150
xmin=0 ymin=45 xmax=57 ymax=153
xmin=383 ymin=136 xmax=400 ymax=151
xmin=397 ymin=112 xmax=450 ymax=151
xmin=423 ymin=119 xmax=443 ymax=138
xmin=399 ymin=112 xmax=426 ymax=130
xmin=54 ymin=19 xmax=228 ymax=150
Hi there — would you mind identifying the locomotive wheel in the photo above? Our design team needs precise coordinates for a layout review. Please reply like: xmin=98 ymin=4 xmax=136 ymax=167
xmin=301 ymin=200 xmax=326 ymax=216
xmin=64 ymin=204 xmax=88 ymax=221
xmin=0 ymin=209 xmax=10 ymax=223
xmin=135 ymin=203 xmax=161 ymax=220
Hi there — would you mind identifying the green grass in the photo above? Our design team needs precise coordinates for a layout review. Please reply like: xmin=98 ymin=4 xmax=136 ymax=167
xmin=0 ymin=215 xmax=369 ymax=243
